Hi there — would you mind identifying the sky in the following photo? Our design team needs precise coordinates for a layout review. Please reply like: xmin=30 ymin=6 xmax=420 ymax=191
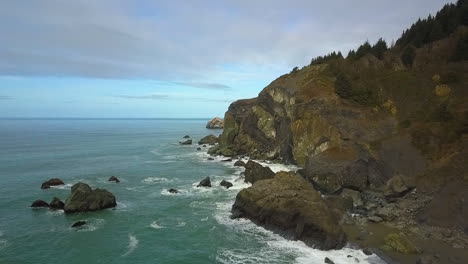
xmin=0 ymin=0 xmax=454 ymax=118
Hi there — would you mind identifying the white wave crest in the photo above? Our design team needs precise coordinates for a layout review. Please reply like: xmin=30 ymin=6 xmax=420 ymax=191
xmin=122 ymin=234 xmax=139 ymax=257
xmin=150 ymin=221 xmax=164 ymax=229
xmin=142 ymin=177 xmax=172 ymax=184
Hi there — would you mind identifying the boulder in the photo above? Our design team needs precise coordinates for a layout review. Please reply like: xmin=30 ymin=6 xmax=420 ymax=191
xmin=231 ymin=171 xmax=347 ymax=250
xmin=41 ymin=178 xmax=65 ymax=189
xmin=71 ymin=221 xmax=86 ymax=228
xmin=183 ymin=135 xmax=190 ymax=138
xmin=324 ymin=257 xmax=335 ymax=264
xmin=384 ymin=175 xmax=412 ymax=199
xmin=64 ymin=182 xmax=117 ymax=213
xmin=206 ymin=117 xmax=224 ymax=129
xmin=49 ymin=197 xmax=65 ymax=210
xmin=31 ymin=200 xmax=49 ymax=208
xmin=234 ymin=160 xmax=246 ymax=167
xmin=221 ymin=158 xmax=232 ymax=162
xmin=197 ymin=177 xmax=211 ymax=187
xmin=207 ymin=157 xmax=214 ymax=161
xmin=340 ymin=188 xmax=364 ymax=207
xmin=367 ymin=216 xmax=383 ymax=223
xmin=244 ymin=160 xmax=275 ymax=184
xmin=197 ymin=147 xmax=202 ymax=151
xmin=108 ymin=176 xmax=120 ymax=183
xmin=220 ymin=180 xmax=233 ymax=189
xmin=168 ymin=188 xmax=179 ymax=194
xmin=198 ymin=135 xmax=218 ymax=145
xmin=179 ymin=139 xmax=192 ymax=145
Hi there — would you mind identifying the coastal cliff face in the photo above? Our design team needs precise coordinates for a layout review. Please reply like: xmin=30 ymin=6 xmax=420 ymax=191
xmin=222 ymin=25 xmax=468 ymax=253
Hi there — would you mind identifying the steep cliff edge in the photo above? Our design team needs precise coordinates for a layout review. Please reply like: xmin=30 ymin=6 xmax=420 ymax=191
xmin=221 ymin=24 xmax=468 ymax=260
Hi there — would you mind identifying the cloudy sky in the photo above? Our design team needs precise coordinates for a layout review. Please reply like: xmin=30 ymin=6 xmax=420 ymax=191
xmin=0 ymin=0 xmax=453 ymax=118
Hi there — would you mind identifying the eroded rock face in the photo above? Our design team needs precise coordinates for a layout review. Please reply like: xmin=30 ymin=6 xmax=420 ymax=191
xmin=244 ymin=160 xmax=275 ymax=184
xmin=231 ymin=171 xmax=347 ymax=250
xmin=41 ymin=178 xmax=65 ymax=189
xmin=64 ymin=182 xmax=116 ymax=213
xmin=206 ymin=117 xmax=224 ymax=129
xmin=198 ymin=135 xmax=218 ymax=145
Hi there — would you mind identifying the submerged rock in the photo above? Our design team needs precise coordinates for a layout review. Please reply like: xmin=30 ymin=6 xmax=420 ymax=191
xmin=221 ymin=158 xmax=232 ymax=162
xmin=71 ymin=221 xmax=86 ymax=228
xmin=41 ymin=178 xmax=65 ymax=189
xmin=197 ymin=147 xmax=202 ymax=151
xmin=179 ymin=139 xmax=192 ymax=145
xmin=197 ymin=177 xmax=211 ymax=187
xmin=64 ymin=182 xmax=116 ymax=213
xmin=49 ymin=197 xmax=65 ymax=210
xmin=183 ymin=135 xmax=190 ymax=138
xmin=220 ymin=180 xmax=233 ymax=189
xmin=206 ymin=117 xmax=224 ymax=129
xmin=168 ymin=188 xmax=179 ymax=194
xmin=231 ymin=171 xmax=347 ymax=250
xmin=244 ymin=160 xmax=275 ymax=184
xmin=108 ymin=176 xmax=120 ymax=183
xmin=31 ymin=200 xmax=49 ymax=208
xmin=324 ymin=257 xmax=335 ymax=264
xmin=234 ymin=160 xmax=246 ymax=167
xmin=207 ymin=157 xmax=214 ymax=161
xmin=198 ymin=135 xmax=218 ymax=145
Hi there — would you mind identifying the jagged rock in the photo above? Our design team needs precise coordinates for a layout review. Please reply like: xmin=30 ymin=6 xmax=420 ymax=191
xmin=384 ymin=175 xmax=411 ymax=199
xmin=220 ymin=180 xmax=233 ymax=189
xmin=41 ymin=178 xmax=65 ymax=189
xmin=324 ymin=257 xmax=335 ymax=264
xmin=244 ymin=160 xmax=275 ymax=184
xmin=108 ymin=176 xmax=120 ymax=183
xmin=231 ymin=171 xmax=347 ymax=250
xmin=207 ymin=146 xmax=220 ymax=155
xmin=234 ymin=160 xmax=246 ymax=167
xmin=49 ymin=197 xmax=65 ymax=210
xmin=197 ymin=177 xmax=211 ymax=187
xmin=183 ymin=135 xmax=190 ymax=138
xmin=341 ymin=188 xmax=364 ymax=208
xmin=383 ymin=233 xmax=418 ymax=254
xmin=71 ymin=221 xmax=86 ymax=228
xmin=198 ymin=135 xmax=218 ymax=145
xmin=206 ymin=117 xmax=224 ymax=129
xmin=31 ymin=200 xmax=49 ymax=208
xmin=197 ymin=147 xmax=202 ymax=151
xmin=179 ymin=139 xmax=192 ymax=145
xmin=168 ymin=188 xmax=179 ymax=194
xmin=367 ymin=216 xmax=383 ymax=223
xmin=64 ymin=182 xmax=116 ymax=213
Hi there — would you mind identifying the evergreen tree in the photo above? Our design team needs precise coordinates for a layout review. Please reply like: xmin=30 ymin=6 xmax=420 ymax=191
xmin=428 ymin=21 xmax=444 ymax=41
xmin=401 ymin=46 xmax=417 ymax=66
xmin=452 ymin=35 xmax=468 ymax=61
xmin=335 ymin=73 xmax=353 ymax=98
xmin=356 ymin=41 xmax=372 ymax=58
xmin=372 ymin=38 xmax=388 ymax=60
xmin=347 ymin=50 xmax=357 ymax=60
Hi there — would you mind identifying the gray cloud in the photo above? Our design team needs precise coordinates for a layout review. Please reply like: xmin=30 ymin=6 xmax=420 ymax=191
xmin=0 ymin=0 xmax=453 ymax=80
xmin=0 ymin=95 xmax=13 ymax=100
xmin=173 ymin=82 xmax=231 ymax=90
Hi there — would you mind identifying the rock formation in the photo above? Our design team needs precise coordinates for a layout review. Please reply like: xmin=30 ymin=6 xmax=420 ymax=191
xmin=41 ymin=178 xmax=65 ymax=189
xmin=220 ymin=180 xmax=233 ymax=189
xmin=206 ymin=117 xmax=224 ymax=129
xmin=64 ymin=182 xmax=116 ymax=213
xmin=108 ymin=176 xmax=120 ymax=183
xmin=244 ymin=161 xmax=275 ymax=184
xmin=179 ymin=139 xmax=192 ymax=145
xmin=231 ymin=172 xmax=347 ymax=250
xmin=31 ymin=200 xmax=49 ymax=208
xmin=198 ymin=134 xmax=218 ymax=145
xmin=197 ymin=177 xmax=211 ymax=187
xmin=49 ymin=197 xmax=65 ymax=210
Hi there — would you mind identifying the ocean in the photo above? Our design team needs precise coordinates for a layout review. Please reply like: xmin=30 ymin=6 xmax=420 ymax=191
xmin=0 ymin=118 xmax=385 ymax=264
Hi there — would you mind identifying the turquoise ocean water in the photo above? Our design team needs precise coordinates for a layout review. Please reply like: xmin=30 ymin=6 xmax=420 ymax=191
xmin=0 ymin=119 xmax=384 ymax=264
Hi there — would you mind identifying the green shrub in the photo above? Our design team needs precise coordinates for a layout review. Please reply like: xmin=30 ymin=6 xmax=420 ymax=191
xmin=335 ymin=73 xmax=353 ymax=98
xmin=401 ymin=46 xmax=417 ymax=66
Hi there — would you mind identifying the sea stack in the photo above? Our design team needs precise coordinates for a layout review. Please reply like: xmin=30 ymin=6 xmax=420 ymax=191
xmin=64 ymin=182 xmax=116 ymax=213
xmin=206 ymin=117 xmax=223 ymax=129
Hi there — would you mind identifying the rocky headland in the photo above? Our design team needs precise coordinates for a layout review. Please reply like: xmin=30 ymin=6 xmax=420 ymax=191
xmin=210 ymin=2 xmax=468 ymax=263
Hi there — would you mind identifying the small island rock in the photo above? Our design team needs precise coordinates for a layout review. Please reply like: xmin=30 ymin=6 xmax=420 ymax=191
xmin=108 ymin=176 xmax=120 ymax=183
xmin=183 ymin=135 xmax=190 ymax=138
xmin=168 ymin=188 xmax=179 ymax=194
xmin=31 ymin=200 xmax=49 ymax=208
xmin=220 ymin=180 xmax=233 ymax=189
xmin=197 ymin=177 xmax=211 ymax=187
xmin=206 ymin=117 xmax=224 ymax=129
xmin=180 ymin=139 xmax=192 ymax=145
xmin=49 ymin=197 xmax=65 ymax=210
xmin=64 ymin=182 xmax=117 ymax=213
xmin=41 ymin=178 xmax=65 ymax=189
xmin=71 ymin=221 xmax=87 ymax=228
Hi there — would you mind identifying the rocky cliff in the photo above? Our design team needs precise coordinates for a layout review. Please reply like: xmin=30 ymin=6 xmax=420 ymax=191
xmin=221 ymin=18 xmax=468 ymax=262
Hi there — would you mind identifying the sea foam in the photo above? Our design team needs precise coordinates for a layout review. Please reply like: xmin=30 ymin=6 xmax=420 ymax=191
xmin=122 ymin=234 xmax=139 ymax=256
